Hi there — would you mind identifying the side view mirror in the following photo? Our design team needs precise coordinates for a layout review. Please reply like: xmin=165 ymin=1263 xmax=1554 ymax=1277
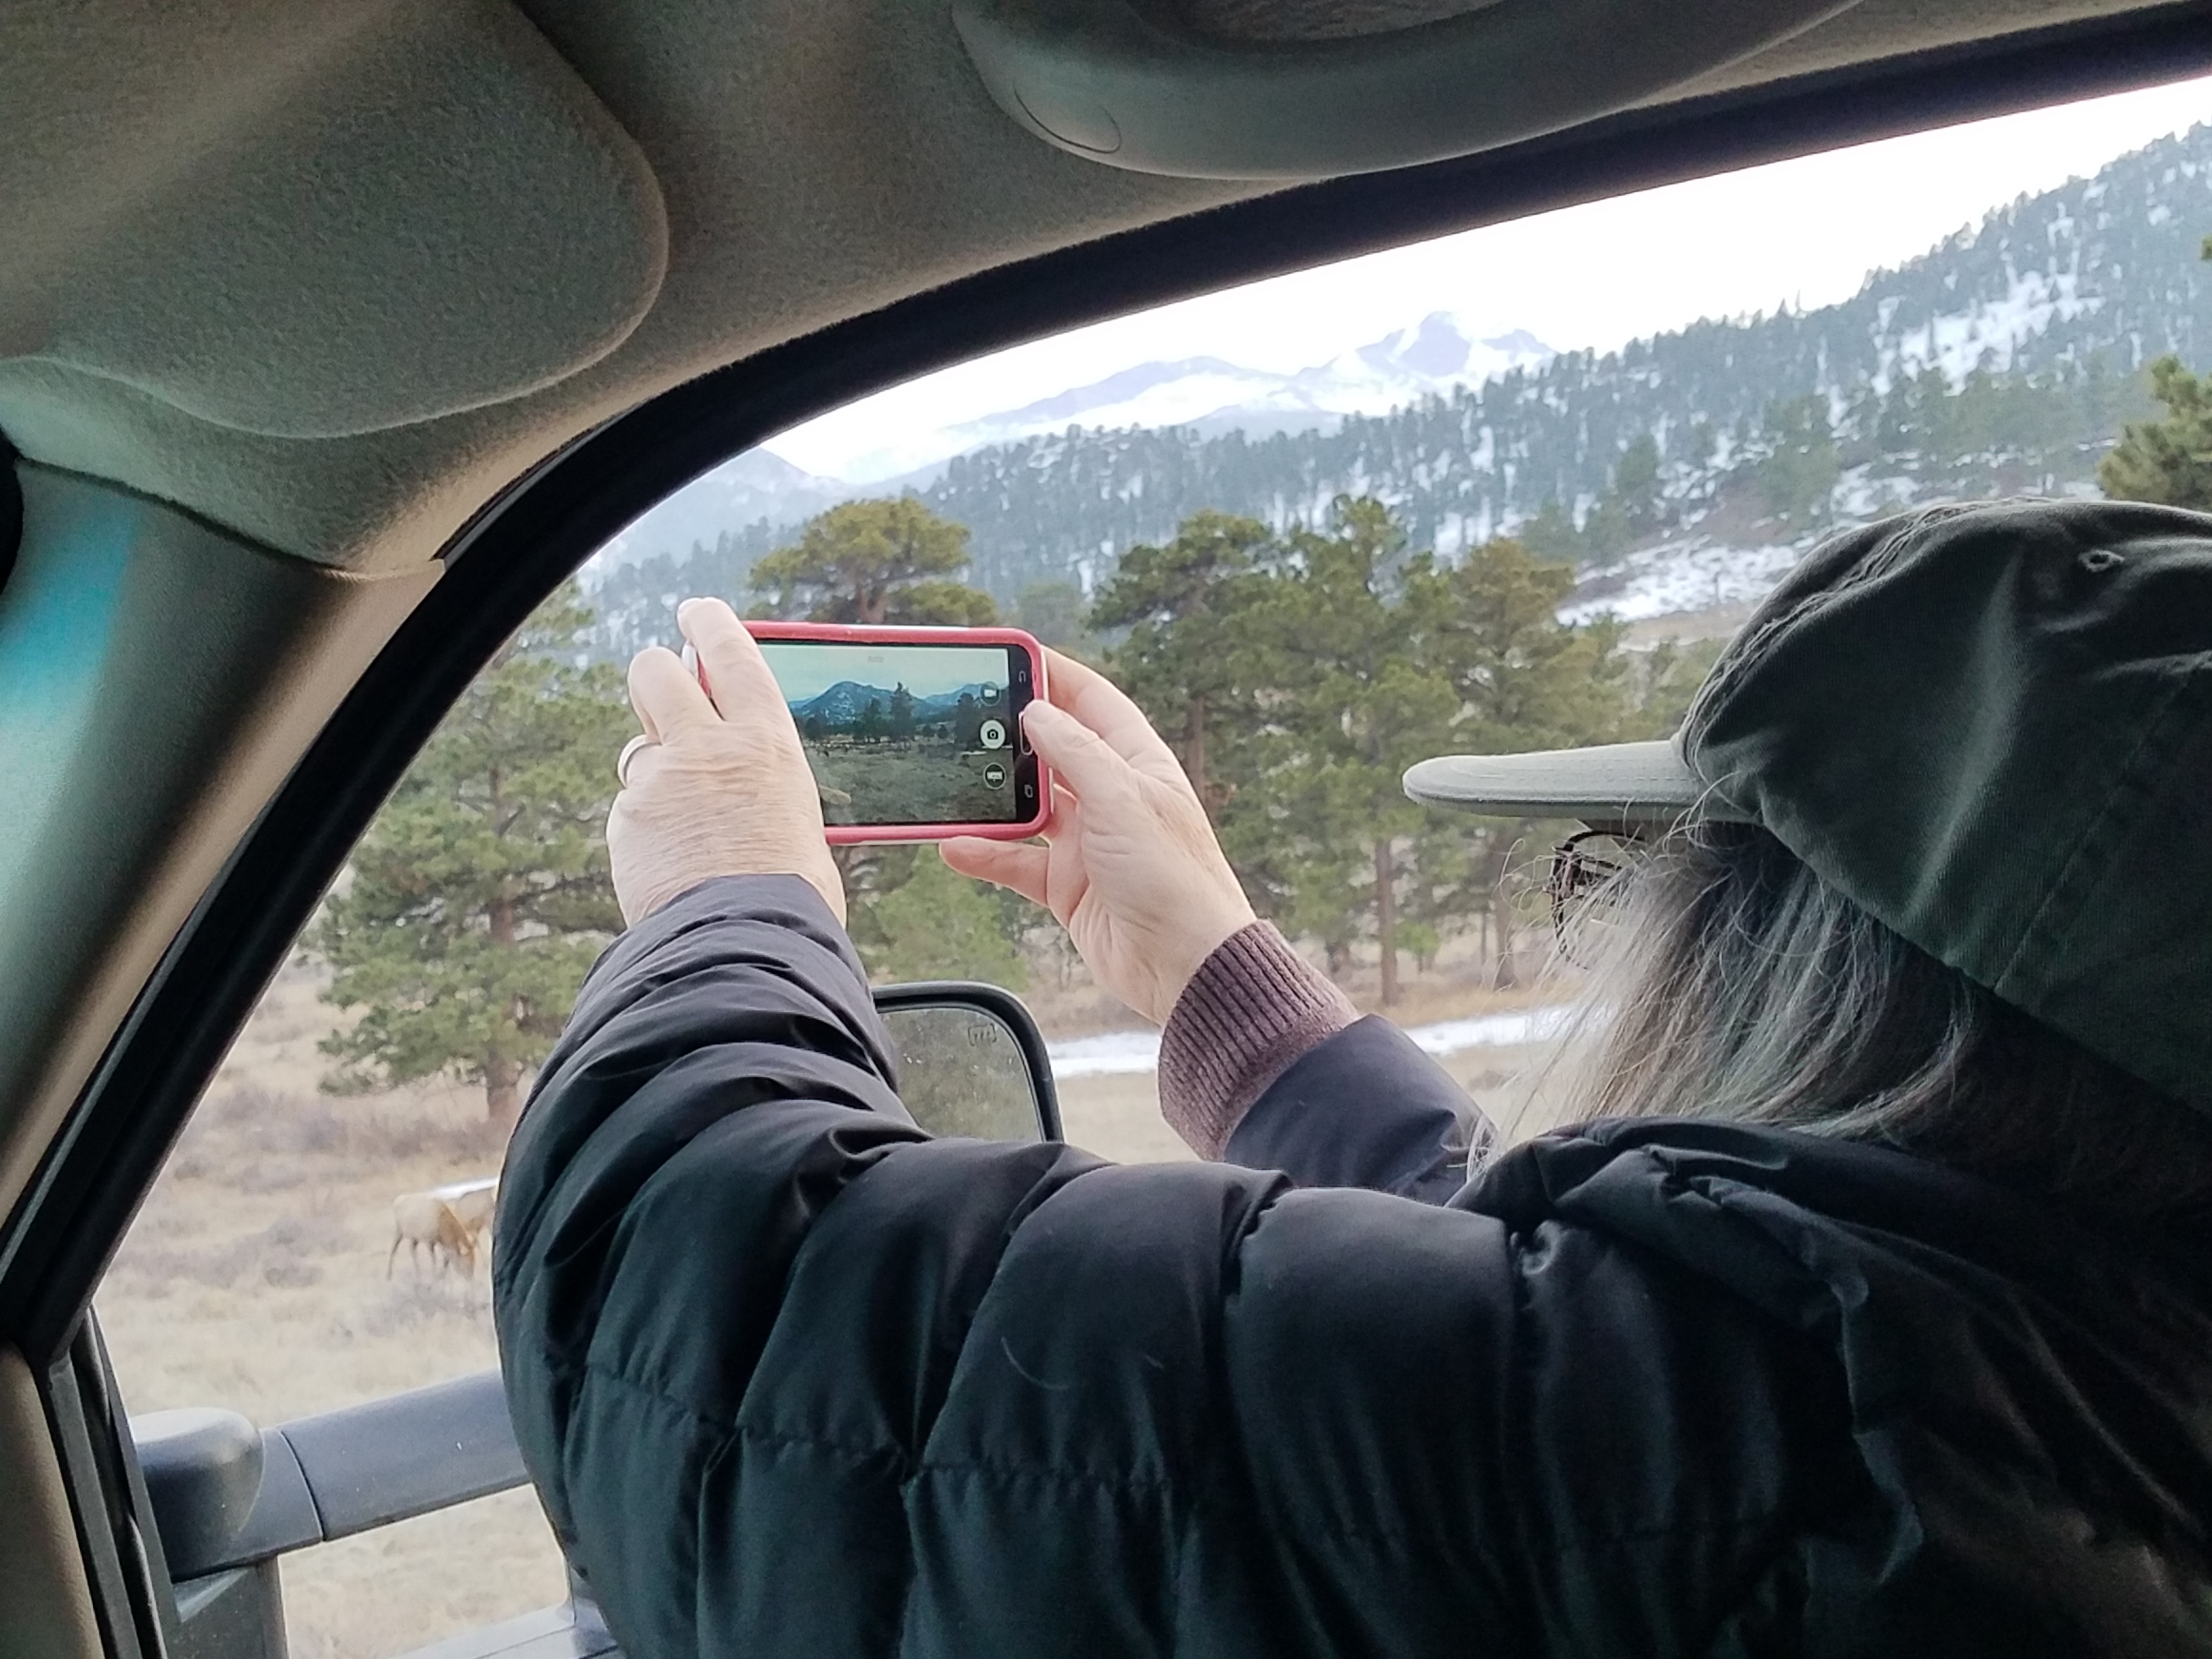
xmin=873 ymin=981 xmax=1062 ymax=1143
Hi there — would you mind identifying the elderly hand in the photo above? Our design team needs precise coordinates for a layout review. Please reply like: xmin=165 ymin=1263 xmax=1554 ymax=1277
xmin=607 ymin=599 xmax=845 ymax=926
xmin=942 ymin=651 xmax=1255 ymax=1025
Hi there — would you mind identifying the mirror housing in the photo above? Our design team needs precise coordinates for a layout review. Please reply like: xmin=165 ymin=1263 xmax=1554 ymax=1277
xmin=873 ymin=981 xmax=1063 ymax=1143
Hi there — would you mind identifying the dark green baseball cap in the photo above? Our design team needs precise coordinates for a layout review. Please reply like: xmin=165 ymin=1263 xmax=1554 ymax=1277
xmin=1404 ymin=499 xmax=2212 ymax=1113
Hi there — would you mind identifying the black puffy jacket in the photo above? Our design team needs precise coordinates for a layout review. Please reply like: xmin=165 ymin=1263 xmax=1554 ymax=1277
xmin=495 ymin=876 xmax=2212 ymax=1658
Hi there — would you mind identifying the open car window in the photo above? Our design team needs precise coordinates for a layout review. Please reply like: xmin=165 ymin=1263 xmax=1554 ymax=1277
xmin=93 ymin=78 xmax=2212 ymax=1659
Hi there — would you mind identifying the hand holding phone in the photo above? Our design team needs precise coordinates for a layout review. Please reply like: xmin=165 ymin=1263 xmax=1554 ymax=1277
xmin=609 ymin=601 xmax=847 ymax=926
xmin=941 ymin=651 xmax=1259 ymax=1026
xmin=685 ymin=620 xmax=1051 ymax=843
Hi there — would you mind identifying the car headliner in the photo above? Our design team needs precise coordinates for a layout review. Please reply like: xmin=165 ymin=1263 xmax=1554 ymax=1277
xmin=4 ymin=0 xmax=2203 ymax=576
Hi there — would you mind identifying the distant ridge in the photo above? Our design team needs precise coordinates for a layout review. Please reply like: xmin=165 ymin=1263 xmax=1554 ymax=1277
xmin=790 ymin=682 xmax=990 ymax=726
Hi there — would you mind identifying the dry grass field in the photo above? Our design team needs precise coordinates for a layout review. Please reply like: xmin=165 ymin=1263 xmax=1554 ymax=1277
xmin=97 ymin=953 xmax=1552 ymax=1659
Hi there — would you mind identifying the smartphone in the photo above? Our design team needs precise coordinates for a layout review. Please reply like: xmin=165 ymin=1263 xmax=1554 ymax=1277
xmin=684 ymin=620 xmax=1050 ymax=843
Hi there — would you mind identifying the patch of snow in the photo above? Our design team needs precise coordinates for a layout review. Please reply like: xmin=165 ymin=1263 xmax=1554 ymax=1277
xmin=1047 ymin=1030 xmax=1163 ymax=1079
xmin=1403 ymin=1005 xmax=1572 ymax=1055
xmin=1045 ymin=1003 xmax=1573 ymax=1080
xmin=1559 ymin=538 xmax=1806 ymax=625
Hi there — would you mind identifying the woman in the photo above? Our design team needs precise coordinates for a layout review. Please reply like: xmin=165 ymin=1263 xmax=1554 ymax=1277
xmin=494 ymin=498 xmax=2212 ymax=1658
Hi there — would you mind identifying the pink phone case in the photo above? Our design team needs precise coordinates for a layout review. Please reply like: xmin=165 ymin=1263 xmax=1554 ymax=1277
xmin=684 ymin=619 xmax=1052 ymax=844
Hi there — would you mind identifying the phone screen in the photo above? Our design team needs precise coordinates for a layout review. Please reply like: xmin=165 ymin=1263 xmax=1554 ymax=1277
xmin=756 ymin=639 xmax=1040 ymax=827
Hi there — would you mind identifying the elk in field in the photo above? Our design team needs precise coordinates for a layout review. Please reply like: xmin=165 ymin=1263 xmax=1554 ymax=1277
xmin=387 ymin=1191 xmax=479 ymax=1279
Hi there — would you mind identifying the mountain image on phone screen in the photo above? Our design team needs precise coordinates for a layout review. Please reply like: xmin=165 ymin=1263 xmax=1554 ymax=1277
xmin=757 ymin=640 xmax=1031 ymax=827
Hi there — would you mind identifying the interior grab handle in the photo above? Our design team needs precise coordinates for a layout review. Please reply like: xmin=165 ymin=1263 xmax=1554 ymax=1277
xmin=953 ymin=0 xmax=1865 ymax=179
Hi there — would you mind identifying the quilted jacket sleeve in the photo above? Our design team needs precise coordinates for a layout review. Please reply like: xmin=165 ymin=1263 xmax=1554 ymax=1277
xmin=494 ymin=876 xmax=1798 ymax=1659
xmin=1224 ymin=1017 xmax=1486 ymax=1203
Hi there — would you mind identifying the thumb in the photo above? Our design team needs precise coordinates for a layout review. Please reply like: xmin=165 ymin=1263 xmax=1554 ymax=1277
xmin=1022 ymin=702 xmax=1140 ymax=812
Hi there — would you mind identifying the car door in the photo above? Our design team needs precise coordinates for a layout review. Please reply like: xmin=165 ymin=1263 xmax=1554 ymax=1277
xmin=5 ymin=8 xmax=2210 ymax=1659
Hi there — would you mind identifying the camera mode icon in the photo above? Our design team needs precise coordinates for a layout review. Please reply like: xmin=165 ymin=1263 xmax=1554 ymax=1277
xmin=978 ymin=718 xmax=1008 ymax=749
xmin=984 ymin=762 xmax=1009 ymax=789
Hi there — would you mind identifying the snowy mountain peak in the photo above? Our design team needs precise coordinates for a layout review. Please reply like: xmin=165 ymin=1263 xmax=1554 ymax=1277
xmin=1355 ymin=313 xmax=1553 ymax=379
xmin=922 ymin=312 xmax=1554 ymax=466
xmin=993 ymin=358 xmax=1254 ymax=425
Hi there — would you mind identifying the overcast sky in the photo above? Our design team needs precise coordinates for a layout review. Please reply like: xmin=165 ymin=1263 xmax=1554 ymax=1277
xmin=768 ymin=75 xmax=2212 ymax=479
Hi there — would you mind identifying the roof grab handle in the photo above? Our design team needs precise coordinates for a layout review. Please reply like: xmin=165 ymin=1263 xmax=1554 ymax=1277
xmin=953 ymin=0 xmax=1863 ymax=179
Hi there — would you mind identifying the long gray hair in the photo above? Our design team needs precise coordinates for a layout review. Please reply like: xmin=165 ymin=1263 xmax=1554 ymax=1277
xmin=1534 ymin=821 xmax=2212 ymax=1219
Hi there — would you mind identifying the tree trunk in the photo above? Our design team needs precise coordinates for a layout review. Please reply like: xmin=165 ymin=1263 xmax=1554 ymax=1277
xmin=1374 ymin=837 xmax=1399 ymax=1008
xmin=1492 ymin=890 xmax=1520 ymax=990
xmin=487 ymin=893 xmax=520 ymax=1124
xmin=1183 ymin=695 xmax=1210 ymax=814
xmin=484 ymin=1053 xmax=523 ymax=1128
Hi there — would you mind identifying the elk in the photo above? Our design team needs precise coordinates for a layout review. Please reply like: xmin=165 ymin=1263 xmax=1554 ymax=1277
xmin=387 ymin=1191 xmax=479 ymax=1279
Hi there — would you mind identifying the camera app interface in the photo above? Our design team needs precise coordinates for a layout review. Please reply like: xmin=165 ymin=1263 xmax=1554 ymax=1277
xmin=758 ymin=640 xmax=1034 ymax=827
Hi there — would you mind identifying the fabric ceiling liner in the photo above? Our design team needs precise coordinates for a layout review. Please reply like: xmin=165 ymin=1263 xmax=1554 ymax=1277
xmin=0 ymin=0 xmax=665 ymax=439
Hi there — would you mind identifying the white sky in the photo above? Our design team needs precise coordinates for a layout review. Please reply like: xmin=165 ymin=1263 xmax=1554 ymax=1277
xmin=768 ymin=74 xmax=2212 ymax=479
xmin=757 ymin=640 xmax=1014 ymax=703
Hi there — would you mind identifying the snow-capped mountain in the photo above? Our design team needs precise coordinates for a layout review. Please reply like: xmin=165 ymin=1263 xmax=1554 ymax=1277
xmin=596 ymin=449 xmax=854 ymax=571
xmin=938 ymin=315 xmax=1554 ymax=452
xmin=589 ymin=315 xmax=1554 ymax=569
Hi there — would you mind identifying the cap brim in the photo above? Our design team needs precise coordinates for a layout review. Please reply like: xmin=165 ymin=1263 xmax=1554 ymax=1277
xmin=1402 ymin=740 xmax=1753 ymax=825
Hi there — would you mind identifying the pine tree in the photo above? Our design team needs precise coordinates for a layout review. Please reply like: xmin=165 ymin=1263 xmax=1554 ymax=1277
xmin=1517 ymin=498 xmax=1583 ymax=565
xmin=311 ymin=582 xmax=631 ymax=1125
xmin=1757 ymin=394 xmax=1841 ymax=523
xmin=1611 ymin=433 xmax=1666 ymax=536
xmin=2100 ymin=240 xmax=2212 ymax=511
xmin=1091 ymin=511 xmax=1278 ymax=815
xmin=751 ymin=499 xmax=999 ymax=624
xmin=865 ymin=855 xmax=1029 ymax=989
xmin=1404 ymin=535 xmax=1634 ymax=986
xmin=1013 ymin=580 xmax=1099 ymax=656
xmin=1223 ymin=499 xmax=1457 ymax=1006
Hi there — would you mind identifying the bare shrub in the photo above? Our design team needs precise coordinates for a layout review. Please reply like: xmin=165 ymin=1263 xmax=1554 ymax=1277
xmin=346 ymin=1109 xmax=504 ymax=1165
xmin=364 ymin=1277 xmax=488 ymax=1336
xmin=233 ymin=1164 xmax=311 ymax=1195
xmin=116 ymin=1215 xmax=354 ymax=1291
xmin=261 ymin=1214 xmax=352 ymax=1258
xmin=264 ymin=1099 xmax=353 ymax=1157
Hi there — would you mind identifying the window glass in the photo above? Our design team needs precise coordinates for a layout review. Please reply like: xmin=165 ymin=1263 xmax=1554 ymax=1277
xmin=97 ymin=76 xmax=2212 ymax=1659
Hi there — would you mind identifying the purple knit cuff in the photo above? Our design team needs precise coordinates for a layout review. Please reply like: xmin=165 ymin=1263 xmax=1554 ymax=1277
xmin=1157 ymin=923 xmax=1358 ymax=1160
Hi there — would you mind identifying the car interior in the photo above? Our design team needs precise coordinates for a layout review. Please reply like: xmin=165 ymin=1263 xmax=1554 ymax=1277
xmin=5 ymin=2 xmax=2212 ymax=1656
